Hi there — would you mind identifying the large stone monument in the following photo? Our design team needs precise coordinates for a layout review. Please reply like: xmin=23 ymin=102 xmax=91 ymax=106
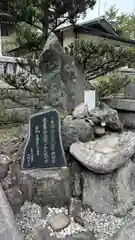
xmin=39 ymin=33 xmax=85 ymax=114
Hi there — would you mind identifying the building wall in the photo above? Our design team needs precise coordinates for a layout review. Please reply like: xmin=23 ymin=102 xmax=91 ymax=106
xmin=62 ymin=28 xmax=75 ymax=49
xmin=62 ymin=29 xmax=129 ymax=49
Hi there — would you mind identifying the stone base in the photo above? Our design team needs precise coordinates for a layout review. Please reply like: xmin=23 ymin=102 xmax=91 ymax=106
xmin=82 ymin=161 xmax=135 ymax=216
xmin=19 ymin=167 xmax=71 ymax=207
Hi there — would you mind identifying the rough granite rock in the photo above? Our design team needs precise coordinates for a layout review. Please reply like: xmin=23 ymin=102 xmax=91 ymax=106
xmin=111 ymin=219 xmax=135 ymax=240
xmin=39 ymin=33 xmax=84 ymax=114
xmin=89 ymin=103 xmax=123 ymax=132
xmin=62 ymin=118 xmax=93 ymax=150
xmin=72 ymin=103 xmax=88 ymax=119
xmin=70 ymin=131 xmax=135 ymax=174
xmin=19 ymin=168 xmax=71 ymax=207
xmin=82 ymin=161 xmax=135 ymax=216
xmin=47 ymin=212 xmax=70 ymax=231
xmin=0 ymin=184 xmax=23 ymax=240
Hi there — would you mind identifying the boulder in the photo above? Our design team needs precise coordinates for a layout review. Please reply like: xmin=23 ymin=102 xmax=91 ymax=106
xmin=111 ymin=219 xmax=135 ymax=240
xmin=0 ymin=184 xmax=23 ymax=240
xmin=72 ymin=103 xmax=88 ymax=119
xmin=89 ymin=103 xmax=123 ymax=132
xmin=19 ymin=168 xmax=71 ymax=207
xmin=70 ymin=131 xmax=135 ymax=174
xmin=82 ymin=161 xmax=135 ymax=216
xmin=62 ymin=118 xmax=93 ymax=150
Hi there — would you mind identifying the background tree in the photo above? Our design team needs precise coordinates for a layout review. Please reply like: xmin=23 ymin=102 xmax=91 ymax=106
xmin=105 ymin=5 xmax=135 ymax=39
xmin=0 ymin=0 xmax=96 ymax=56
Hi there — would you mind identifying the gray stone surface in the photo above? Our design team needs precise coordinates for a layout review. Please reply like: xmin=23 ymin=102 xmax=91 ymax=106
xmin=111 ymin=219 xmax=135 ymax=240
xmin=39 ymin=33 xmax=84 ymax=114
xmin=89 ymin=103 xmax=123 ymax=132
xmin=82 ymin=170 xmax=114 ymax=214
xmin=69 ymin=198 xmax=82 ymax=217
xmin=5 ymin=186 xmax=24 ymax=214
xmin=82 ymin=161 xmax=135 ymax=216
xmin=72 ymin=103 xmax=88 ymax=119
xmin=62 ymin=118 xmax=93 ymax=150
xmin=70 ymin=161 xmax=81 ymax=198
xmin=0 ymin=184 xmax=23 ymax=240
xmin=94 ymin=126 xmax=105 ymax=136
xmin=105 ymin=98 xmax=135 ymax=112
xmin=126 ymin=83 xmax=135 ymax=99
xmin=0 ymin=155 xmax=11 ymax=179
xmin=70 ymin=131 xmax=135 ymax=173
xmin=19 ymin=168 xmax=71 ymax=207
xmin=32 ymin=226 xmax=58 ymax=240
xmin=47 ymin=212 xmax=70 ymax=231
xmin=65 ymin=232 xmax=96 ymax=240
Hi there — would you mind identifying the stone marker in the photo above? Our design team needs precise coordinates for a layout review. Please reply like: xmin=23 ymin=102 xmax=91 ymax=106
xmin=126 ymin=83 xmax=135 ymax=99
xmin=0 ymin=184 xmax=23 ymax=240
xmin=22 ymin=109 xmax=66 ymax=169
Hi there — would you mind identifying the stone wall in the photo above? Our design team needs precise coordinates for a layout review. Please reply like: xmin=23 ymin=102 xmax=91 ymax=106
xmin=103 ymin=98 xmax=135 ymax=129
xmin=0 ymin=88 xmax=39 ymax=123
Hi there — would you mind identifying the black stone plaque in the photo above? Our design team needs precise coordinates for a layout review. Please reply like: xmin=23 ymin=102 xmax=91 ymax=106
xmin=22 ymin=109 xmax=67 ymax=169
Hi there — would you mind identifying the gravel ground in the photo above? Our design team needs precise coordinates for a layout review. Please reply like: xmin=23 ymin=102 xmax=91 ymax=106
xmin=15 ymin=201 xmax=135 ymax=240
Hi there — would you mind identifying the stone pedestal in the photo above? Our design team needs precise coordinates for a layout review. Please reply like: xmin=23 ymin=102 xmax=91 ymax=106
xmin=82 ymin=161 xmax=135 ymax=217
xmin=19 ymin=167 xmax=71 ymax=207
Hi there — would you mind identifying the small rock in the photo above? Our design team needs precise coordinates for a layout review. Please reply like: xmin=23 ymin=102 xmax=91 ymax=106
xmin=41 ymin=206 xmax=49 ymax=219
xmin=89 ymin=103 xmax=123 ymax=132
xmin=94 ymin=126 xmax=105 ymax=136
xmin=32 ymin=226 xmax=58 ymax=240
xmin=47 ymin=212 xmax=70 ymax=231
xmin=74 ymin=215 xmax=85 ymax=227
xmin=69 ymin=198 xmax=81 ymax=217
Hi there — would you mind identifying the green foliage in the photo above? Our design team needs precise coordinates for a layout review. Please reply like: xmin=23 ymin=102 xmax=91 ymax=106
xmin=105 ymin=5 xmax=135 ymax=39
xmin=0 ymin=0 xmax=96 ymax=56
xmin=69 ymin=39 xmax=135 ymax=80
xmin=98 ymin=74 xmax=132 ymax=97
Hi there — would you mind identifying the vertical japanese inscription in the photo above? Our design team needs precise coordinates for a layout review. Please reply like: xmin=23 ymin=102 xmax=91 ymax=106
xmin=50 ymin=117 xmax=56 ymax=165
xmin=42 ymin=117 xmax=49 ymax=164
xmin=35 ymin=125 xmax=40 ymax=156
xmin=22 ymin=109 xmax=67 ymax=169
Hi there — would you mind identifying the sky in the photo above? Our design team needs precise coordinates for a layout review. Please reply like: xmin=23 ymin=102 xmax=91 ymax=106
xmin=78 ymin=0 xmax=135 ymax=23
